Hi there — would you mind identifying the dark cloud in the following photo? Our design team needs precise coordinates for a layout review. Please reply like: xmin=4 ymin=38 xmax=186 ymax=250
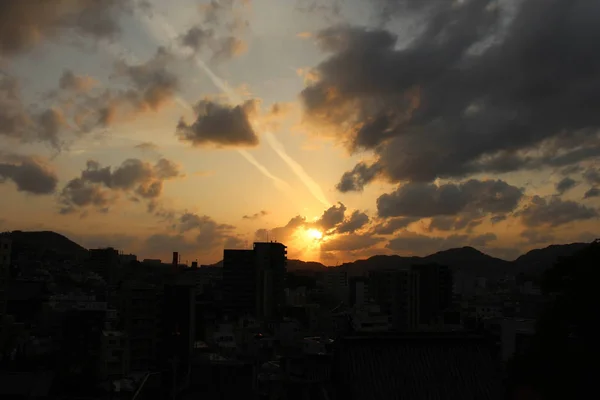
xmin=255 ymin=215 xmax=306 ymax=244
xmin=177 ymin=99 xmax=259 ymax=147
xmin=336 ymin=162 xmax=381 ymax=193
xmin=321 ymin=233 xmax=384 ymax=252
xmin=243 ymin=210 xmax=269 ymax=220
xmin=584 ymin=187 xmax=600 ymax=200
xmin=556 ymin=177 xmax=578 ymax=194
xmin=520 ymin=229 xmax=555 ymax=245
xmin=58 ymin=69 xmax=97 ymax=92
xmin=315 ymin=202 xmax=347 ymax=231
xmin=0 ymin=154 xmax=58 ymax=195
xmin=299 ymin=0 xmax=600 ymax=190
xmin=336 ymin=210 xmax=369 ymax=234
xmin=0 ymin=0 xmax=137 ymax=57
xmin=179 ymin=0 xmax=248 ymax=62
xmin=59 ymin=158 xmax=182 ymax=215
xmin=386 ymin=231 xmax=496 ymax=255
xmin=0 ymin=76 xmax=68 ymax=147
xmin=180 ymin=26 xmax=214 ymax=53
xmin=134 ymin=142 xmax=159 ymax=151
xmin=428 ymin=214 xmax=482 ymax=233
xmin=372 ymin=217 xmax=418 ymax=235
xmin=377 ymin=179 xmax=523 ymax=218
xmin=517 ymin=196 xmax=598 ymax=228
xmin=584 ymin=168 xmax=600 ymax=186
xmin=178 ymin=212 xmax=236 ymax=251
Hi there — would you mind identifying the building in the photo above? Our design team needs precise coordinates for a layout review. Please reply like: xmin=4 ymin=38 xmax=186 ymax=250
xmin=222 ymin=242 xmax=287 ymax=319
xmin=332 ymin=334 xmax=505 ymax=400
xmin=120 ymin=282 xmax=161 ymax=372
xmin=88 ymin=248 xmax=122 ymax=287
xmin=369 ymin=264 xmax=453 ymax=331
xmin=412 ymin=264 xmax=453 ymax=325
xmin=349 ymin=276 xmax=368 ymax=307
xmin=222 ymin=249 xmax=256 ymax=317
xmin=323 ymin=268 xmax=348 ymax=304
xmin=0 ymin=235 xmax=11 ymax=323
xmin=160 ymin=282 xmax=196 ymax=395
xmin=99 ymin=330 xmax=130 ymax=380
xmin=254 ymin=242 xmax=287 ymax=319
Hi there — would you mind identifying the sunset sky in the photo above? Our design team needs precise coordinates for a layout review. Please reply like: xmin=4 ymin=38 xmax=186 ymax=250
xmin=1 ymin=0 xmax=599 ymax=265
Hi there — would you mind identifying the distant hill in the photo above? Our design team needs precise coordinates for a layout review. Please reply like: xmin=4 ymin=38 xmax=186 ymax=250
xmin=8 ymin=230 xmax=88 ymax=261
xmin=513 ymin=243 xmax=590 ymax=275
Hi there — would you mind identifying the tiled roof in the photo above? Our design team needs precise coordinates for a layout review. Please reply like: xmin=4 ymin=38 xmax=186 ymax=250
xmin=333 ymin=335 xmax=504 ymax=400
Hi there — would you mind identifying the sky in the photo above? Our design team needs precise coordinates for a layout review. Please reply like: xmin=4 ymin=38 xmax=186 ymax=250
xmin=1 ymin=0 xmax=599 ymax=265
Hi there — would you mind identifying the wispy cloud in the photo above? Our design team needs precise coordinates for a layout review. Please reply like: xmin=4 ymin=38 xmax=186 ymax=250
xmin=131 ymin=9 xmax=293 ymax=196
xmin=135 ymin=11 xmax=329 ymax=206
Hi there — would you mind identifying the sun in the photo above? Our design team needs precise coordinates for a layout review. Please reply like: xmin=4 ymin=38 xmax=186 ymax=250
xmin=306 ymin=228 xmax=323 ymax=240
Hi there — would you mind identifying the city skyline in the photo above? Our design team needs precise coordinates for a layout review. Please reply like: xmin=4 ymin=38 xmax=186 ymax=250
xmin=1 ymin=0 xmax=600 ymax=265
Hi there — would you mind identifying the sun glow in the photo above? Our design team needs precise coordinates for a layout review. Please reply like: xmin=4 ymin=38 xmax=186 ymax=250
xmin=306 ymin=228 xmax=323 ymax=240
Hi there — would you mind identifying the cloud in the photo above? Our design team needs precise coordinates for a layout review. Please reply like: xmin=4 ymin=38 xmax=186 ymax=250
xmin=555 ymin=177 xmax=578 ymax=195
xmin=377 ymin=179 xmax=523 ymax=218
xmin=386 ymin=231 xmax=496 ymax=255
xmin=336 ymin=210 xmax=369 ymax=234
xmin=520 ymin=229 xmax=555 ymax=245
xmin=243 ymin=210 xmax=269 ymax=220
xmin=179 ymin=0 xmax=249 ymax=62
xmin=315 ymin=202 xmax=346 ymax=231
xmin=299 ymin=0 xmax=600 ymax=191
xmin=518 ymin=196 xmax=598 ymax=228
xmin=177 ymin=99 xmax=259 ymax=147
xmin=0 ymin=75 xmax=70 ymax=147
xmin=321 ymin=233 xmax=384 ymax=252
xmin=584 ymin=187 xmax=600 ymax=200
xmin=134 ymin=141 xmax=159 ymax=151
xmin=0 ymin=154 xmax=58 ymax=195
xmin=58 ymin=70 xmax=98 ymax=92
xmin=427 ymin=214 xmax=483 ymax=233
xmin=0 ymin=0 xmax=137 ymax=57
xmin=584 ymin=168 xmax=600 ymax=186
xmin=72 ymin=47 xmax=178 ymax=132
xmin=59 ymin=157 xmax=183 ymax=215
xmin=255 ymin=215 xmax=306 ymax=243
xmin=178 ymin=212 xmax=237 ymax=251
xmin=372 ymin=217 xmax=419 ymax=235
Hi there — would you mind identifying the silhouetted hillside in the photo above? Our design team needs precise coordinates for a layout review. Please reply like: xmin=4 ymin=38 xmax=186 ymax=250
xmin=513 ymin=243 xmax=590 ymax=275
xmin=8 ymin=230 xmax=88 ymax=262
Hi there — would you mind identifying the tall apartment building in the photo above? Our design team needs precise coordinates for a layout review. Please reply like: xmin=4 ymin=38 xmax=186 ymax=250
xmin=323 ymin=268 xmax=349 ymax=304
xmin=88 ymin=247 xmax=122 ymax=286
xmin=412 ymin=264 xmax=453 ymax=325
xmin=349 ymin=276 xmax=369 ymax=307
xmin=222 ymin=242 xmax=287 ymax=320
xmin=121 ymin=281 xmax=161 ymax=372
xmin=0 ymin=235 xmax=11 ymax=323
xmin=254 ymin=242 xmax=287 ymax=319
xmin=369 ymin=264 xmax=452 ymax=331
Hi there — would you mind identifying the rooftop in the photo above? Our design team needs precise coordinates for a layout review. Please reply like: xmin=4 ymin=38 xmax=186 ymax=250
xmin=333 ymin=334 xmax=504 ymax=400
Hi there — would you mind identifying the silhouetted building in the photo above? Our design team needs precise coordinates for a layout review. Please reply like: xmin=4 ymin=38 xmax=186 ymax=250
xmin=160 ymin=282 xmax=196 ymax=390
xmin=222 ymin=242 xmax=287 ymax=320
xmin=0 ymin=235 xmax=11 ymax=323
xmin=333 ymin=334 xmax=504 ymax=400
xmin=349 ymin=276 xmax=369 ymax=307
xmin=121 ymin=281 xmax=161 ymax=372
xmin=254 ymin=242 xmax=287 ymax=319
xmin=412 ymin=264 xmax=453 ymax=325
xmin=223 ymin=249 xmax=256 ymax=317
xmin=88 ymin=247 xmax=121 ymax=286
